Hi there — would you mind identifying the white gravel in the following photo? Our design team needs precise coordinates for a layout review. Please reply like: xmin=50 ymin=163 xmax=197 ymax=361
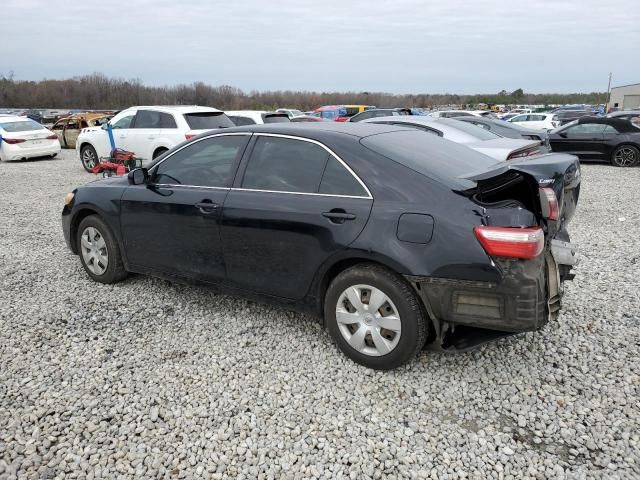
xmin=0 ymin=150 xmax=639 ymax=479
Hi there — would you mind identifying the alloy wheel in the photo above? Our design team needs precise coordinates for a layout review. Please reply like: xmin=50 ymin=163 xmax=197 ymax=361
xmin=80 ymin=226 xmax=109 ymax=275
xmin=82 ymin=148 xmax=97 ymax=169
xmin=613 ymin=147 xmax=638 ymax=167
xmin=336 ymin=284 xmax=401 ymax=356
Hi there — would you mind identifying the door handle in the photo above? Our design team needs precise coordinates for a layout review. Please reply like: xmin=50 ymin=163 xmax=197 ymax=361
xmin=322 ymin=210 xmax=356 ymax=224
xmin=195 ymin=201 xmax=219 ymax=214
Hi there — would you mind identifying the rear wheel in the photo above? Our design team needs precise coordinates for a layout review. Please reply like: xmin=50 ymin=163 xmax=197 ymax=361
xmin=324 ymin=264 xmax=429 ymax=370
xmin=80 ymin=144 xmax=99 ymax=172
xmin=77 ymin=215 xmax=128 ymax=284
xmin=611 ymin=145 xmax=639 ymax=167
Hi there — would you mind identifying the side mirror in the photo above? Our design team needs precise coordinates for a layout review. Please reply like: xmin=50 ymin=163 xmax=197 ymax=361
xmin=101 ymin=123 xmax=109 ymax=130
xmin=128 ymin=168 xmax=149 ymax=185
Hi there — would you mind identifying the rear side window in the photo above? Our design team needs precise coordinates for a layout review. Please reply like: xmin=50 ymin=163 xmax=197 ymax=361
xmin=438 ymin=118 xmax=500 ymax=140
xmin=0 ymin=120 xmax=43 ymax=132
xmin=229 ymin=116 xmax=256 ymax=126
xmin=242 ymin=136 xmax=329 ymax=193
xmin=262 ymin=114 xmax=291 ymax=124
xmin=319 ymin=156 xmax=368 ymax=197
xmin=361 ymin=130 xmax=497 ymax=189
xmin=154 ymin=135 xmax=247 ymax=187
xmin=184 ymin=112 xmax=235 ymax=129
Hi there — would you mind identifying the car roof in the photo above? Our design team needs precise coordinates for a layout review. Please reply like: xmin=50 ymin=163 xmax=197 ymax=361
xmin=607 ymin=110 xmax=640 ymax=117
xmin=128 ymin=105 xmax=223 ymax=113
xmin=361 ymin=115 xmax=487 ymax=142
xmin=0 ymin=115 xmax=34 ymax=123
xmin=199 ymin=122 xmax=413 ymax=140
xmin=575 ymin=116 xmax=639 ymax=132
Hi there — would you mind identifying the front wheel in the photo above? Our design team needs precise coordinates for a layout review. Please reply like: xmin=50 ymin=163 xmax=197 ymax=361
xmin=324 ymin=264 xmax=429 ymax=370
xmin=80 ymin=144 xmax=99 ymax=172
xmin=77 ymin=215 xmax=128 ymax=284
xmin=611 ymin=145 xmax=639 ymax=167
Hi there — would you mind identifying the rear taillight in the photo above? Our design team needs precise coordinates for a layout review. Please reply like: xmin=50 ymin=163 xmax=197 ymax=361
xmin=185 ymin=133 xmax=196 ymax=140
xmin=507 ymin=148 xmax=540 ymax=160
xmin=539 ymin=187 xmax=559 ymax=220
xmin=46 ymin=134 xmax=57 ymax=140
xmin=474 ymin=226 xmax=544 ymax=260
xmin=2 ymin=138 xmax=26 ymax=144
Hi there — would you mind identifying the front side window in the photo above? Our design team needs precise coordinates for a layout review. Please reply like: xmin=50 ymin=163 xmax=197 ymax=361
xmin=564 ymin=123 xmax=605 ymax=135
xmin=153 ymin=135 xmax=247 ymax=187
xmin=242 ymin=136 xmax=329 ymax=193
xmin=111 ymin=114 xmax=135 ymax=129
xmin=512 ymin=115 xmax=528 ymax=122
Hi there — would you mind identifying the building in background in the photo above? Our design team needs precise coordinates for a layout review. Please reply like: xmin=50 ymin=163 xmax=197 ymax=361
xmin=609 ymin=82 xmax=640 ymax=111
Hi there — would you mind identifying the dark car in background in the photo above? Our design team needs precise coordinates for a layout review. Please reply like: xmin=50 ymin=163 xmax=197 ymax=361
xmin=454 ymin=116 xmax=551 ymax=149
xmin=61 ymin=123 xmax=580 ymax=369
xmin=549 ymin=116 xmax=640 ymax=167
xmin=554 ymin=110 xmax=593 ymax=126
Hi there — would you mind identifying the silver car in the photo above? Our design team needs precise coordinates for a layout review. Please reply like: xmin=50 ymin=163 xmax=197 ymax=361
xmin=361 ymin=116 xmax=545 ymax=161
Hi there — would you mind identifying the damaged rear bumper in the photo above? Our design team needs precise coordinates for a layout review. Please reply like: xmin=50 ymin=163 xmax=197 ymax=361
xmin=406 ymin=246 xmax=577 ymax=351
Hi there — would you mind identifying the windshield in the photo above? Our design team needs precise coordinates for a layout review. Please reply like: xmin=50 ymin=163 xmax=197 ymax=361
xmin=0 ymin=120 xmax=45 ymax=132
xmin=437 ymin=118 xmax=501 ymax=140
xmin=183 ymin=112 xmax=235 ymax=130
xmin=361 ymin=130 xmax=498 ymax=189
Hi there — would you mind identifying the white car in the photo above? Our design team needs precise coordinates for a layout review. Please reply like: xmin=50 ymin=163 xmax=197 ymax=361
xmin=275 ymin=108 xmax=304 ymax=118
xmin=362 ymin=116 xmax=543 ymax=161
xmin=0 ymin=115 xmax=61 ymax=161
xmin=226 ymin=110 xmax=291 ymax=126
xmin=508 ymin=113 xmax=559 ymax=130
xmin=76 ymin=106 xmax=234 ymax=171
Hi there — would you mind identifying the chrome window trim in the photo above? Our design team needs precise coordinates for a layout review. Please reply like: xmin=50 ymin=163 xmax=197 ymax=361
xmin=148 ymin=131 xmax=374 ymax=200
xmin=247 ymin=132 xmax=373 ymax=200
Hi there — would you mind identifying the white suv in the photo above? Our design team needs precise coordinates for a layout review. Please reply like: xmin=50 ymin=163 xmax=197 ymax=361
xmin=76 ymin=106 xmax=234 ymax=171
xmin=508 ymin=113 xmax=559 ymax=130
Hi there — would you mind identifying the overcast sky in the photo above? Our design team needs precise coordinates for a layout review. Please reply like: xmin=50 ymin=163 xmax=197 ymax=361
xmin=1 ymin=0 xmax=638 ymax=94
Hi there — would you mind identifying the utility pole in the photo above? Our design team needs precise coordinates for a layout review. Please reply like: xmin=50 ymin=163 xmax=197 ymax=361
xmin=606 ymin=72 xmax=612 ymax=112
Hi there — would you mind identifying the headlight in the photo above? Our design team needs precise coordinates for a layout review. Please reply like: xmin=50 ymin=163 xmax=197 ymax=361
xmin=64 ymin=192 xmax=75 ymax=205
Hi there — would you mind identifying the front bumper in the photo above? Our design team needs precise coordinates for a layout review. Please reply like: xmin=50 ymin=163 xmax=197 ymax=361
xmin=61 ymin=206 xmax=74 ymax=253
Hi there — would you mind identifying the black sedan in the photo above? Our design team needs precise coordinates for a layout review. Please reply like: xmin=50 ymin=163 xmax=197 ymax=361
xmin=549 ymin=116 xmax=640 ymax=167
xmin=62 ymin=123 xmax=580 ymax=369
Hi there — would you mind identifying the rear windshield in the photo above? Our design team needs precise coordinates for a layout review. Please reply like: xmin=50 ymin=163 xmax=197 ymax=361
xmin=360 ymin=130 xmax=498 ymax=189
xmin=438 ymin=118 xmax=501 ymax=140
xmin=0 ymin=120 xmax=44 ymax=132
xmin=183 ymin=112 xmax=234 ymax=130
xmin=262 ymin=114 xmax=291 ymax=124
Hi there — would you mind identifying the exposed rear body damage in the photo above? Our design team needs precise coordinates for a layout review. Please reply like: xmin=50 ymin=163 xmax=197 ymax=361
xmin=410 ymin=153 xmax=581 ymax=351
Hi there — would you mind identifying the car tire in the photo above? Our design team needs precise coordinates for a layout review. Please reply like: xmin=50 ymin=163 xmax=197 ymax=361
xmin=77 ymin=215 xmax=128 ymax=284
xmin=610 ymin=145 xmax=639 ymax=167
xmin=324 ymin=263 xmax=429 ymax=370
xmin=80 ymin=144 xmax=99 ymax=172
xmin=152 ymin=147 xmax=168 ymax=160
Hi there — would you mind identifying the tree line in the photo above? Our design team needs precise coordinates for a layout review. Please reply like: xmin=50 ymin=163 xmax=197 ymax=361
xmin=0 ymin=73 xmax=607 ymax=110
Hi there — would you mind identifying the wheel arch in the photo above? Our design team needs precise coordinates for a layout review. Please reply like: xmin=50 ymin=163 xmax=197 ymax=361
xmin=312 ymin=253 xmax=418 ymax=319
xmin=152 ymin=146 xmax=170 ymax=159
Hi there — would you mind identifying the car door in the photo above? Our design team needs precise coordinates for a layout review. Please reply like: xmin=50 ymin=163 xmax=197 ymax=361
xmin=550 ymin=123 xmax=606 ymax=158
xmin=126 ymin=109 xmax=163 ymax=160
xmin=64 ymin=118 xmax=81 ymax=149
xmin=120 ymin=133 xmax=250 ymax=282
xmin=220 ymin=134 xmax=373 ymax=299
xmin=106 ymin=112 xmax=136 ymax=156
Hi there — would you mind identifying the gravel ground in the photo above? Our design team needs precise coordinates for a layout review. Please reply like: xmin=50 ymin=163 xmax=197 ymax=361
xmin=0 ymin=150 xmax=639 ymax=480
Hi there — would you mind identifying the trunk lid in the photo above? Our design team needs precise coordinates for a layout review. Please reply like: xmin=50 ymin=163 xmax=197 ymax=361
xmin=466 ymin=138 xmax=541 ymax=161
xmin=461 ymin=153 xmax=581 ymax=236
